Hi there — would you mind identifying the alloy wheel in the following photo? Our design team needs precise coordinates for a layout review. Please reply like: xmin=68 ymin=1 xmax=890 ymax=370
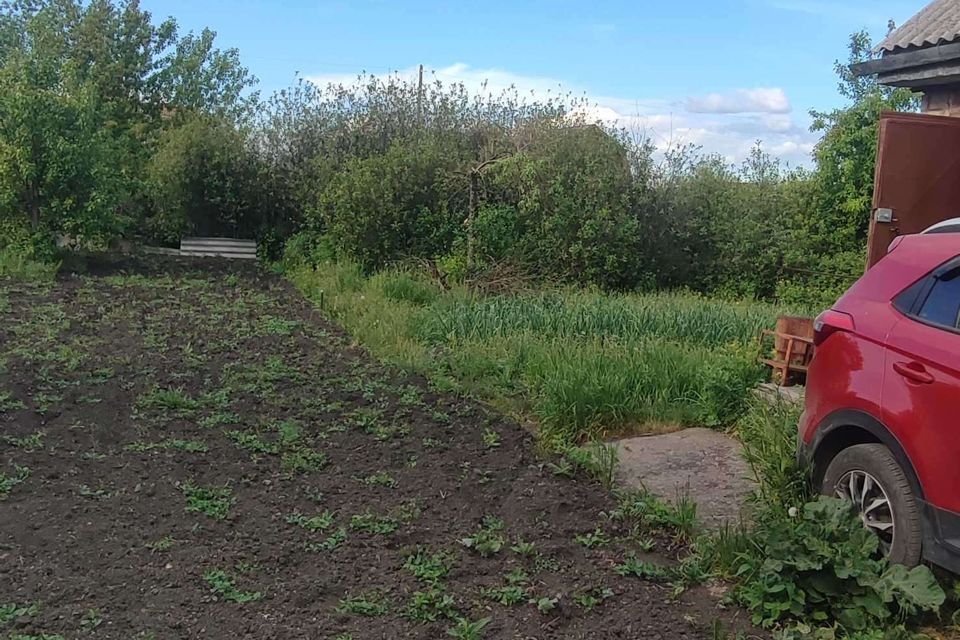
xmin=835 ymin=469 xmax=896 ymax=555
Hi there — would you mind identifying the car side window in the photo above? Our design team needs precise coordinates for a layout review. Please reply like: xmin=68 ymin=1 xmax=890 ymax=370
xmin=917 ymin=271 xmax=960 ymax=329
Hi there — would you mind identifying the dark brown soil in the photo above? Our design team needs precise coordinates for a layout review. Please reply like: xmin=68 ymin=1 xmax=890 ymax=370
xmin=0 ymin=258 xmax=753 ymax=639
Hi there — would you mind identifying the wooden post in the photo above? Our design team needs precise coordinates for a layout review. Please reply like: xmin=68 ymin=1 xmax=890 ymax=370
xmin=466 ymin=169 xmax=478 ymax=271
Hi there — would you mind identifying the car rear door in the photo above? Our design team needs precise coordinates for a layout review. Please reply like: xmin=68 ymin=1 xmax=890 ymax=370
xmin=882 ymin=259 xmax=960 ymax=513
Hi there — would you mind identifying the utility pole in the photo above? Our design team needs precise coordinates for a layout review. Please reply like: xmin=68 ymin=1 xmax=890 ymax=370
xmin=417 ymin=64 xmax=424 ymax=125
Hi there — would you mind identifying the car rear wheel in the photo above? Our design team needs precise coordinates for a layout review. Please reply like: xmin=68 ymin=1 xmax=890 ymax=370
xmin=821 ymin=443 xmax=922 ymax=567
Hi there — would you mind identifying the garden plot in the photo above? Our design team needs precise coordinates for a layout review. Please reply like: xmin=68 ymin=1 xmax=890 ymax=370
xmin=0 ymin=258 xmax=752 ymax=639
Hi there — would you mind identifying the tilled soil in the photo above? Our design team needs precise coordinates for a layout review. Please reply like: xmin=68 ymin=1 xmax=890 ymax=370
xmin=0 ymin=258 xmax=752 ymax=639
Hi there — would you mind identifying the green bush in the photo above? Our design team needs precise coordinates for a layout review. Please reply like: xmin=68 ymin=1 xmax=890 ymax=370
xmin=147 ymin=115 xmax=266 ymax=244
xmin=316 ymin=140 xmax=462 ymax=271
xmin=281 ymin=231 xmax=336 ymax=269
xmin=776 ymin=249 xmax=866 ymax=313
xmin=735 ymin=497 xmax=945 ymax=632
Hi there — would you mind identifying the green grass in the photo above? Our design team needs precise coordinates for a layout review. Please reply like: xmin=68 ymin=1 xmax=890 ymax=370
xmin=288 ymin=261 xmax=782 ymax=446
xmin=0 ymin=247 xmax=59 ymax=281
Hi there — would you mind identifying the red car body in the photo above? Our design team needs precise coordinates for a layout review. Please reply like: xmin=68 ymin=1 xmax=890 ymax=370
xmin=800 ymin=233 xmax=960 ymax=572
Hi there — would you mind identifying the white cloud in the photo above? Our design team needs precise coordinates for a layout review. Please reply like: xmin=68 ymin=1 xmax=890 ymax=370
xmin=306 ymin=63 xmax=817 ymax=166
xmin=686 ymin=88 xmax=791 ymax=114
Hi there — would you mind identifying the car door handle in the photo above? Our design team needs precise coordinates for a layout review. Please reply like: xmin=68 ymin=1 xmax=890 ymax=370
xmin=893 ymin=361 xmax=935 ymax=384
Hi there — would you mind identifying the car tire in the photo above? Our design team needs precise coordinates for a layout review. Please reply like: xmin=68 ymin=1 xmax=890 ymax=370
xmin=821 ymin=443 xmax=923 ymax=567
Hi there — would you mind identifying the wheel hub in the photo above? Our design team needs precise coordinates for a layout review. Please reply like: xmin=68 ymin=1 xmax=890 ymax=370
xmin=835 ymin=470 xmax=895 ymax=554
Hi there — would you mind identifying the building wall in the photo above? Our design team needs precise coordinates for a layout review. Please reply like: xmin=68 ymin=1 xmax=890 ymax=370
xmin=922 ymin=85 xmax=960 ymax=116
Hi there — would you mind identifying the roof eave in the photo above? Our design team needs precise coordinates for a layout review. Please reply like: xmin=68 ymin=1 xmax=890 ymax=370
xmin=852 ymin=41 xmax=960 ymax=78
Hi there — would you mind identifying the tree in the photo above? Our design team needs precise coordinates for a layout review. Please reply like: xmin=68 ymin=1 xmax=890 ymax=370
xmin=0 ymin=0 xmax=257 ymax=249
xmin=0 ymin=0 xmax=129 ymax=248
xmin=808 ymin=31 xmax=918 ymax=252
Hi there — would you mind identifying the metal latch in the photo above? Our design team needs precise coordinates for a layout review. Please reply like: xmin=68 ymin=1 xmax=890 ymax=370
xmin=875 ymin=208 xmax=894 ymax=223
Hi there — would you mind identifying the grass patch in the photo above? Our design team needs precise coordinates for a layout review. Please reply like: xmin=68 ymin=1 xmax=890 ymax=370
xmin=288 ymin=261 xmax=778 ymax=447
xmin=0 ymin=247 xmax=59 ymax=281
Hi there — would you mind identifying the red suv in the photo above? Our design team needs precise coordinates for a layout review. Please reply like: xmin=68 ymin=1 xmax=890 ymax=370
xmin=800 ymin=232 xmax=960 ymax=572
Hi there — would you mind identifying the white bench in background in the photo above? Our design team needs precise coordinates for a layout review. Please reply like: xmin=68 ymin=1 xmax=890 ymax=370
xmin=179 ymin=237 xmax=257 ymax=260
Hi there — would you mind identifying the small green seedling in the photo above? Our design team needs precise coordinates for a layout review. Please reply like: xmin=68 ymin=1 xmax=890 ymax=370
xmin=181 ymin=483 xmax=234 ymax=520
xmin=203 ymin=570 xmax=262 ymax=603
xmin=460 ymin=516 xmax=505 ymax=557
xmin=481 ymin=429 xmax=501 ymax=449
xmin=575 ymin=527 xmax=610 ymax=549
xmin=446 ymin=616 xmax=490 ymax=640
xmin=336 ymin=591 xmax=389 ymax=617
xmin=286 ymin=510 xmax=335 ymax=532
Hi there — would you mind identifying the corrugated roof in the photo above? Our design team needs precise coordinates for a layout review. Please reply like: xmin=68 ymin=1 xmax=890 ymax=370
xmin=879 ymin=0 xmax=960 ymax=52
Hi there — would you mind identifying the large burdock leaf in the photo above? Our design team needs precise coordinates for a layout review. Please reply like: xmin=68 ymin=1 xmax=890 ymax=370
xmin=875 ymin=564 xmax=946 ymax=615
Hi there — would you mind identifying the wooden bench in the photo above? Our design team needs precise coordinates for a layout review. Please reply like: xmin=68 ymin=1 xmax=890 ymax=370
xmin=179 ymin=237 xmax=257 ymax=260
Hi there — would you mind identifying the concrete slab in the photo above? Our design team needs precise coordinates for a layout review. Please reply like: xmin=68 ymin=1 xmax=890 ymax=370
xmin=615 ymin=428 xmax=754 ymax=528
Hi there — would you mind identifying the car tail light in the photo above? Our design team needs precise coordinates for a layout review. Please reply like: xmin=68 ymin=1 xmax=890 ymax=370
xmin=813 ymin=310 xmax=856 ymax=347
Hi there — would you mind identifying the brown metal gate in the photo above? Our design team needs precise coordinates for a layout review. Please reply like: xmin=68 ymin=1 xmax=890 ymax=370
xmin=867 ymin=112 xmax=960 ymax=267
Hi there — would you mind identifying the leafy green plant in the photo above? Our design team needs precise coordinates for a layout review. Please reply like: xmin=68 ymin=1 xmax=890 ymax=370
xmin=0 ymin=602 xmax=38 ymax=624
xmin=402 ymin=588 xmax=458 ymax=622
xmin=446 ymin=616 xmax=490 ymax=640
xmin=306 ymin=527 xmax=347 ymax=552
xmin=146 ymin=535 xmax=175 ymax=552
xmin=481 ymin=428 xmax=501 ymax=449
xmin=532 ymin=595 xmax=559 ymax=614
xmin=574 ymin=527 xmax=610 ymax=549
xmin=734 ymin=497 xmax=945 ymax=631
xmin=615 ymin=554 xmax=669 ymax=581
xmin=2 ymin=432 xmax=44 ymax=451
xmin=181 ymin=483 xmax=234 ymax=520
xmin=0 ymin=466 xmax=30 ymax=499
xmin=460 ymin=516 xmax=505 ymax=557
xmin=286 ymin=510 xmax=335 ymax=532
xmin=573 ymin=587 xmax=614 ymax=612
xmin=0 ymin=391 xmax=25 ymax=413
xmin=481 ymin=584 xmax=527 ymax=606
xmin=349 ymin=511 xmax=398 ymax=535
xmin=358 ymin=470 xmax=397 ymax=488
xmin=403 ymin=548 xmax=453 ymax=585
xmin=80 ymin=608 xmax=102 ymax=629
xmin=136 ymin=387 xmax=199 ymax=416
xmin=125 ymin=439 xmax=207 ymax=453
xmin=337 ymin=590 xmax=389 ymax=617
xmin=203 ymin=570 xmax=262 ymax=603
xmin=510 ymin=539 xmax=536 ymax=556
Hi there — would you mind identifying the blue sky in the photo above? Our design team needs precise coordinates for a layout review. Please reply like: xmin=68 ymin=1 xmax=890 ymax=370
xmin=140 ymin=0 xmax=921 ymax=165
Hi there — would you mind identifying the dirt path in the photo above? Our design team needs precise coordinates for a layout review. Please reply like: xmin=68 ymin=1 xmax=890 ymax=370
xmin=616 ymin=429 xmax=754 ymax=528
xmin=0 ymin=258 xmax=751 ymax=639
